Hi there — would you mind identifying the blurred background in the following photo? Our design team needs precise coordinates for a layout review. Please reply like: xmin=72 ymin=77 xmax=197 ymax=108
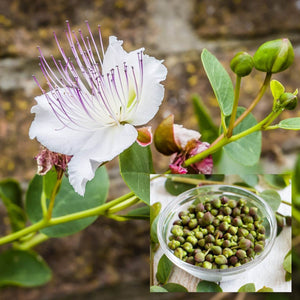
xmin=0 ymin=0 xmax=300 ymax=299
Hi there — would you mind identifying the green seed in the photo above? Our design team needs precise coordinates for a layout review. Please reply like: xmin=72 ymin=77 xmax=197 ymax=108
xmin=215 ymin=255 xmax=228 ymax=265
xmin=212 ymin=246 xmax=222 ymax=255
xmin=183 ymin=242 xmax=194 ymax=253
xmin=202 ymin=261 xmax=212 ymax=269
xmin=171 ymin=225 xmax=183 ymax=236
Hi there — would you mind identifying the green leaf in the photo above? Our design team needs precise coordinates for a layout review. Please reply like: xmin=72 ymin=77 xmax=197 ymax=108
xmin=0 ymin=179 xmax=26 ymax=232
xmin=151 ymin=215 xmax=159 ymax=244
xmin=150 ymin=202 xmax=161 ymax=226
xmin=283 ymin=250 xmax=292 ymax=273
xmin=201 ymin=49 xmax=234 ymax=116
xmin=238 ymin=283 xmax=256 ymax=292
xmin=163 ymin=283 xmax=188 ymax=292
xmin=263 ymin=174 xmax=290 ymax=189
xmin=224 ymin=107 xmax=262 ymax=166
xmin=216 ymin=148 xmax=262 ymax=174
xmin=150 ymin=286 xmax=168 ymax=292
xmin=196 ymin=281 xmax=223 ymax=292
xmin=0 ymin=250 xmax=51 ymax=287
xmin=285 ymin=271 xmax=292 ymax=282
xmin=124 ymin=205 xmax=150 ymax=219
xmin=278 ymin=118 xmax=300 ymax=130
xmin=259 ymin=190 xmax=281 ymax=212
xmin=293 ymin=154 xmax=300 ymax=206
xmin=43 ymin=168 xmax=59 ymax=199
xmin=165 ymin=174 xmax=204 ymax=196
xmin=239 ymin=174 xmax=259 ymax=187
xmin=119 ymin=142 xmax=154 ymax=205
xmin=26 ymin=167 xmax=109 ymax=237
xmin=156 ymin=254 xmax=173 ymax=284
xmin=257 ymin=286 xmax=274 ymax=292
xmin=270 ymin=80 xmax=285 ymax=100
xmin=191 ymin=94 xmax=219 ymax=143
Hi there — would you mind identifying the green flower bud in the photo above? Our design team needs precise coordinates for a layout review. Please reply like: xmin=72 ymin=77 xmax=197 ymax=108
xmin=237 ymin=228 xmax=249 ymax=237
xmin=205 ymin=254 xmax=214 ymax=263
xmin=211 ymin=209 xmax=218 ymax=216
xmin=245 ymin=223 xmax=255 ymax=231
xmin=228 ymin=199 xmax=237 ymax=209
xmin=196 ymin=211 xmax=204 ymax=219
xmin=220 ymin=264 xmax=229 ymax=269
xmin=212 ymin=246 xmax=222 ymax=255
xmin=239 ymin=238 xmax=252 ymax=250
xmin=279 ymin=92 xmax=298 ymax=110
xmin=253 ymin=38 xmax=294 ymax=73
xmin=242 ymin=206 xmax=249 ymax=214
xmin=183 ymin=242 xmax=194 ymax=253
xmin=179 ymin=211 xmax=189 ymax=218
xmin=202 ymin=212 xmax=214 ymax=226
xmin=215 ymin=255 xmax=228 ymax=265
xmin=230 ymin=52 xmax=254 ymax=77
xmin=249 ymin=207 xmax=258 ymax=216
xmin=205 ymin=203 xmax=212 ymax=211
xmin=194 ymin=252 xmax=206 ymax=263
xmin=198 ymin=238 xmax=205 ymax=247
xmin=174 ymin=247 xmax=187 ymax=259
xmin=223 ymin=216 xmax=231 ymax=224
xmin=173 ymin=220 xmax=182 ymax=226
xmin=176 ymin=236 xmax=185 ymax=244
xmin=243 ymin=215 xmax=254 ymax=224
xmin=202 ymin=261 xmax=213 ymax=269
xmin=186 ymin=235 xmax=198 ymax=246
xmin=214 ymin=230 xmax=223 ymax=239
xmin=257 ymin=225 xmax=266 ymax=234
xmin=207 ymin=224 xmax=215 ymax=234
xmin=229 ymin=256 xmax=238 ymax=265
xmin=205 ymin=243 xmax=214 ymax=250
xmin=238 ymin=198 xmax=247 ymax=207
xmin=219 ymin=222 xmax=230 ymax=232
xmin=200 ymin=228 xmax=208 ymax=235
xmin=188 ymin=204 xmax=196 ymax=213
xmin=241 ymin=257 xmax=251 ymax=264
xmin=232 ymin=217 xmax=243 ymax=227
xmin=205 ymin=234 xmax=215 ymax=243
xmin=215 ymin=239 xmax=224 ymax=247
xmin=247 ymin=248 xmax=255 ymax=258
xmin=257 ymin=233 xmax=266 ymax=241
xmin=223 ymin=233 xmax=232 ymax=240
xmin=181 ymin=215 xmax=190 ymax=225
xmin=220 ymin=196 xmax=229 ymax=204
xmin=188 ymin=218 xmax=198 ymax=229
xmin=232 ymin=207 xmax=241 ymax=217
xmin=171 ymin=225 xmax=183 ymax=236
xmin=236 ymin=249 xmax=247 ymax=259
xmin=222 ymin=240 xmax=231 ymax=248
xmin=246 ymin=233 xmax=255 ymax=242
xmin=195 ymin=203 xmax=205 ymax=213
xmin=168 ymin=240 xmax=181 ymax=250
xmin=186 ymin=256 xmax=195 ymax=264
xmin=183 ymin=228 xmax=191 ymax=237
xmin=254 ymin=243 xmax=264 ymax=253
xmin=223 ymin=206 xmax=232 ymax=216
xmin=195 ymin=231 xmax=204 ymax=239
xmin=212 ymin=218 xmax=220 ymax=227
xmin=212 ymin=198 xmax=222 ymax=208
xmin=228 ymin=226 xmax=238 ymax=235
xmin=223 ymin=248 xmax=234 ymax=258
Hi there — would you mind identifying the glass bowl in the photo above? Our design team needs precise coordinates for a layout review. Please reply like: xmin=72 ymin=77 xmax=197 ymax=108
xmin=157 ymin=185 xmax=277 ymax=282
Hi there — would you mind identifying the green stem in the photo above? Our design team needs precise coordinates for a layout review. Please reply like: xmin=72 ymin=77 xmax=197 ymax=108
xmin=282 ymin=200 xmax=292 ymax=207
xmin=107 ymin=196 xmax=140 ymax=214
xmin=227 ymin=75 xmax=241 ymax=138
xmin=211 ymin=72 xmax=272 ymax=147
xmin=0 ymin=191 xmax=135 ymax=246
xmin=41 ymin=190 xmax=47 ymax=219
xmin=221 ymin=112 xmax=227 ymax=136
xmin=15 ymin=233 xmax=49 ymax=250
xmin=184 ymin=108 xmax=280 ymax=167
xmin=46 ymin=176 xmax=62 ymax=220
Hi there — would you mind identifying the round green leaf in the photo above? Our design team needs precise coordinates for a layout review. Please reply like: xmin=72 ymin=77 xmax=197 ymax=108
xmin=263 ymin=174 xmax=290 ymax=189
xmin=119 ymin=142 xmax=154 ymax=205
xmin=26 ymin=167 xmax=109 ymax=237
xmin=238 ymin=283 xmax=256 ymax=292
xmin=196 ymin=280 xmax=223 ymax=292
xmin=156 ymin=254 xmax=173 ymax=284
xmin=0 ymin=250 xmax=51 ymax=287
xmin=257 ymin=286 xmax=274 ymax=292
xmin=224 ymin=107 xmax=262 ymax=166
xmin=279 ymin=118 xmax=300 ymax=130
xmin=259 ymin=190 xmax=281 ymax=212
xmin=283 ymin=251 xmax=292 ymax=273
xmin=163 ymin=283 xmax=188 ymax=292
xmin=201 ymin=49 xmax=234 ymax=116
xmin=270 ymin=80 xmax=285 ymax=100
xmin=150 ymin=286 xmax=168 ymax=292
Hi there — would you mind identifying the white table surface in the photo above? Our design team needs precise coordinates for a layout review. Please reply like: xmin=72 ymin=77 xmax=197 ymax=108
xmin=150 ymin=176 xmax=292 ymax=292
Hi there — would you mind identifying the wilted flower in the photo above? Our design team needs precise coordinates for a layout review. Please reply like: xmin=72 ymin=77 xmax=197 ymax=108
xmin=35 ymin=147 xmax=71 ymax=177
xmin=29 ymin=21 xmax=167 ymax=195
xmin=154 ymin=115 xmax=213 ymax=174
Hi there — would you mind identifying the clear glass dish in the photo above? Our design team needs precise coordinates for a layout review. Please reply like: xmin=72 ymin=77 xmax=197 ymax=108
xmin=157 ymin=185 xmax=277 ymax=282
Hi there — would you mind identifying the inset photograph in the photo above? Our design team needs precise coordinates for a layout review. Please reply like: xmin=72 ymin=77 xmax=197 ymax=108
xmin=150 ymin=174 xmax=292 ymax=292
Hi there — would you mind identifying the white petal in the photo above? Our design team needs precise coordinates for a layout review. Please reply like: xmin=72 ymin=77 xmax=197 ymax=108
xmin=173 ymin=124 xmax=201 ymax=150
xmin=29 ymin=93 xmax=92 ymax=155
xmin=68 ymin=124 xmax=137 ymax=195
xmin=102 ymin=36 xmax=128 ymax=75
xmin=129 ymin=54 xmax=167 ymax=126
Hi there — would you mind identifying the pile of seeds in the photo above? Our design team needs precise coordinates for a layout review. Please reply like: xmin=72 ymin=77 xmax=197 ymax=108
xmin=168 ymin=196 xmax=266 ymax=269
